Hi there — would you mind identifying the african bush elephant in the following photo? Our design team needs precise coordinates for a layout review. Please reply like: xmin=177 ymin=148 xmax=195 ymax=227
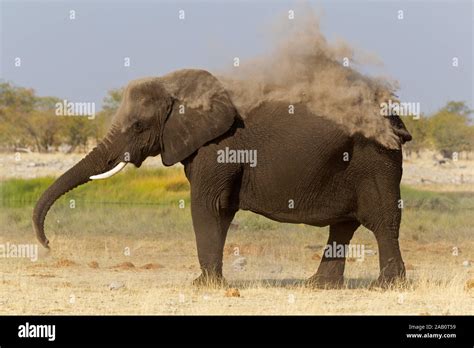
xmin=33 ymin=69 xmax=412 ymax=288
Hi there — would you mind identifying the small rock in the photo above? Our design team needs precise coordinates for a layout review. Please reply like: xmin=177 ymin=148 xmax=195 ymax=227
xmin=109 ymin=281 xmax=125 ymax=290
xmin=462 ymin=260 xmax=471 ymax=267
xmin=225 ymin=288 xmax=240 ymax=297
xmin=311 ymin=253 xmax=321 ymax=260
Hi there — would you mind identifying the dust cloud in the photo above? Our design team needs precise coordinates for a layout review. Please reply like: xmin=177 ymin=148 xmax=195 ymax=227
xmin=218 ymin=8 xmax=402 ymax=149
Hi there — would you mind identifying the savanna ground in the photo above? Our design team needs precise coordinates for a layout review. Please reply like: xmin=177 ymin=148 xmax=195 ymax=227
xmin=0 ymin=152 xmax=473 ymax=315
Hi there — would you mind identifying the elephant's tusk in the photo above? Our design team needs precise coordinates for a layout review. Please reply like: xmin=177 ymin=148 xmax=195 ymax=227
xmin=90 ymin=162 xmax=127 ymax=180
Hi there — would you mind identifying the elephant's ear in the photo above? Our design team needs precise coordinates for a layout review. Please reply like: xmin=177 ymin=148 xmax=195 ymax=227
xmin=160 ymin=69 xmax=237 ymax=166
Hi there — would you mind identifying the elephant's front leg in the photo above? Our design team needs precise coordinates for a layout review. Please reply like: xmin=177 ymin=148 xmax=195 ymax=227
xmin=307 ymin=220 xmax=360 ymax=289
xmin=191 ymin=201 xmax=235 ymax=287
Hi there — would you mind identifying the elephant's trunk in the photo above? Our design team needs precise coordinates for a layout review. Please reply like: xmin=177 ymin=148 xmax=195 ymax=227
xmin=32 ymin=140 xmax=115 ymax=248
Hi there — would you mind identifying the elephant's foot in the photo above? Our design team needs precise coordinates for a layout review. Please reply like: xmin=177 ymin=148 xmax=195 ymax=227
xmin=305 ymin=274 xmax=344 ymax=289
xmin=370 ymin=258 xmax=406 ymax=289
xmin=192 ymin=272 xmax=228 ymax=288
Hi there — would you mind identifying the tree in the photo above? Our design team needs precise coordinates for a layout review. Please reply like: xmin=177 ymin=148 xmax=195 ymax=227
xmin=443 ymin=101 xmax=472 ymax=117
xmin=402 ymin=114 xmax=429 ymax=157
xmin=0 ymin=82 xmax=80 ymax=151
xmin=26 ymin=110 xmax=62 ymax=151
xmin=428 ymin=101 xmax=473 ymax=158
xmin=0 ymin=82 xmax=36 ymax=112
xmin=94 ymin=87 xmax=124 ymax=139
xmin=0 ymin=83 xmax=44 ymax=150
xmin=59 ymin=117 xmax=97 ymax=153
xmin=102 ymin=88 xmax=123 ymax=112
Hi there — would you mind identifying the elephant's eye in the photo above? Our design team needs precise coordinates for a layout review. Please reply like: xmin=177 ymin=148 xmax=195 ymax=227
xmin=133 ymin=121 xmax=144 ymax=133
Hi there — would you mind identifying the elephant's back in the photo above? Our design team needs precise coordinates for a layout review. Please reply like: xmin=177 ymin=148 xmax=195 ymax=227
xmin=241 ymin=101 xmax=352 ymax=147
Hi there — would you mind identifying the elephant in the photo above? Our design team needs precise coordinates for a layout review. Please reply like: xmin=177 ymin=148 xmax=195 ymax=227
xmin=33 ymin=69 xmax=412 ymax=288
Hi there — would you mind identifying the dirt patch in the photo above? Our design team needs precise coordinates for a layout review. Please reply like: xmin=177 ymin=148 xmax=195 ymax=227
xmin=225 ymin=288 xmax=241 ymax=298
xmin=110 ymin=262 xmax=136 ymax=270
xmin=139 ymin=263 xmax=163 ymax=270
xmin=415 ymin=241 xmax=452 ymax=254
xmin=53 ymin=258 xmax=77 ymax=268
xmin=88 ymin=261 xmax=100 ymax=269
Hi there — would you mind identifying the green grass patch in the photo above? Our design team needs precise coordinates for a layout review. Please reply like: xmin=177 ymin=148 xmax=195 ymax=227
xmin=400 ymin=185 xmax=474 ymax=210
xmin=0 ymin=167 xmax=190 ymax=207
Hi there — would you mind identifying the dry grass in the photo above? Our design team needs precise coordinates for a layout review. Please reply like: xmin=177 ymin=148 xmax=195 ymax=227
xmin=0 ymin=204 xmax=472 ymax=315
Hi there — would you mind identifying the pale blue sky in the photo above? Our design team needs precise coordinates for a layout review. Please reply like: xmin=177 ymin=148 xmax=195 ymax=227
xmin=1 ymin=0 xmax=472 ymax=115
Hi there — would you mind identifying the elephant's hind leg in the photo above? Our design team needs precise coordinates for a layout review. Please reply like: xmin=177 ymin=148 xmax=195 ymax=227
xmin=356 ymin=178 xmax=406 ymax=287
xmin=366 ymin=211 xmax=406 ymax=287
xmin=307 ymin=220 xmax=360 ymax=289
xmin=191 ymin=201 xmax=236 ymax=287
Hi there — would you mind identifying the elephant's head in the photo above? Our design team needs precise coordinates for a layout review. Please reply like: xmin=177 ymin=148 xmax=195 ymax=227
xmin=33 ymin=69 xmax=238 ymax=248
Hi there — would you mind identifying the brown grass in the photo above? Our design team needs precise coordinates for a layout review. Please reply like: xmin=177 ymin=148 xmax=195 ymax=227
xmin=0 ymin=219 xmax=472 ymax=315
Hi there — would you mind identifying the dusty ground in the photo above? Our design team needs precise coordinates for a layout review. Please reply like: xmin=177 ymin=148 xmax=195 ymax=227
xmin=0 ymin=205 xmax=473 ymax=315
xmin=0 ymin=151 xmax=473 ymax=315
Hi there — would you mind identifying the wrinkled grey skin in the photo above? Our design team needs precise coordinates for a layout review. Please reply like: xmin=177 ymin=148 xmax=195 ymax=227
xmin=33 ymin=69 xmax=412 ymax=288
